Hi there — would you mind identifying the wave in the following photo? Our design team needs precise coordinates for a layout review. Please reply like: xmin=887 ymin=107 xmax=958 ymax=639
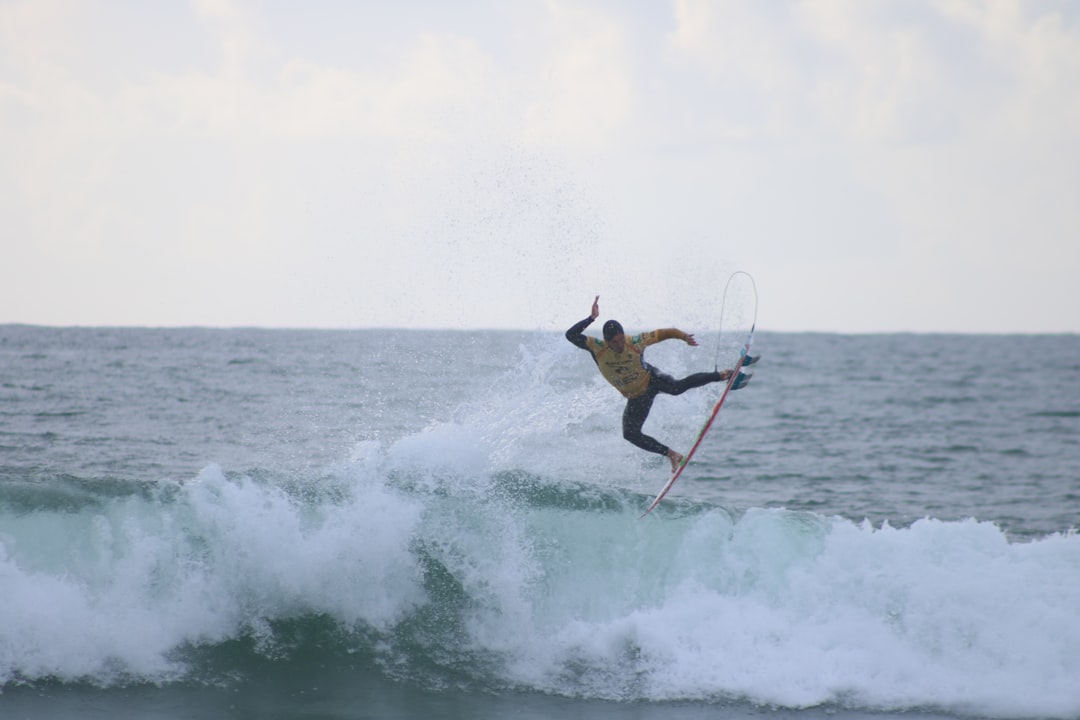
xmin=2 ymin=435 xmax=1079 ymax=719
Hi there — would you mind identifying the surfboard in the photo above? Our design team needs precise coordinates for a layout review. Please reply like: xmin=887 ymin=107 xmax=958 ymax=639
xmin=639 ymin=272 xmax=758 ymax=518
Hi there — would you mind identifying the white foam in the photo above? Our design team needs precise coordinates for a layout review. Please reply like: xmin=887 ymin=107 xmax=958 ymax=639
xmin=3 ymin=437 xmax=1079 ymax=718
xmin=486 ymin=508 xmax=1080 ymax=716
xmin=0 ymin=463 xmax=427 ymax=685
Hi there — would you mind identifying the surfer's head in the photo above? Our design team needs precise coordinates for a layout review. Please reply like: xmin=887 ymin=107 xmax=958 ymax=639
xmin=602 ymin=319 xmax=623 ymax=341
xmin=602 ymin=319 xmax=626 ymax=351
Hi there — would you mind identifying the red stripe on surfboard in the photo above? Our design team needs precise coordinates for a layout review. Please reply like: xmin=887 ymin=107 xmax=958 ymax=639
xmin=639 ymin=330 xmax=753 ymax=518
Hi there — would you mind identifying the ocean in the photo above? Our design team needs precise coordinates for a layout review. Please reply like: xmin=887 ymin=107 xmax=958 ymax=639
xmin=1 ymin=325 xmax=1078 ymax=720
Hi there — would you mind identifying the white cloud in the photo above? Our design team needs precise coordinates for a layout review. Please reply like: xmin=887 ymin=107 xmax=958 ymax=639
xmin=656 ymin=0 xmax=1079 ymax=332
xmin=523 ymin=1 xmax=634 ymax=150
xmin=0 ymin=0 xmax=1077 ymax=331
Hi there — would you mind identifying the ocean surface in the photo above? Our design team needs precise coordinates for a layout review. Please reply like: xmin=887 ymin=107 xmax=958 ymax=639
xmin=1 ymin=325 xmax=1078 ymax=720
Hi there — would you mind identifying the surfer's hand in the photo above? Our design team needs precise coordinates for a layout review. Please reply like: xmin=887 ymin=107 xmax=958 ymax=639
xmin=684 ymin=333 xmax=699 ymax=346
xmin=590 ymin=296 xmax=599 ymax=320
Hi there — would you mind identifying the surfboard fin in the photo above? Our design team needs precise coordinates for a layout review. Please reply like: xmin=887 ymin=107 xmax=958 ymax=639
xmin=732 ymin=371 xmax=752 ymax=390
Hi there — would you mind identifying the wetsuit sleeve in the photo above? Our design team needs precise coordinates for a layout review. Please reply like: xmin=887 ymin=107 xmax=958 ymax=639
xmin=565 ymin=316 xmax=594 ymax=350
xmin=636 ymin=328 xmax=688 ymax=347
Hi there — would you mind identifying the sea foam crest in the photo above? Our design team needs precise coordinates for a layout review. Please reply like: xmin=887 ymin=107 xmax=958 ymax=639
xmin=2 ymin=442 xmax=1079 ymax=719
xmin=0 ymin=464 xmax=426 ymax=686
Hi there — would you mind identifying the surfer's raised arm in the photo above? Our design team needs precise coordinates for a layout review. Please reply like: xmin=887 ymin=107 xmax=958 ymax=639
xmin=565 ymin=297 xmax=600 ymax=350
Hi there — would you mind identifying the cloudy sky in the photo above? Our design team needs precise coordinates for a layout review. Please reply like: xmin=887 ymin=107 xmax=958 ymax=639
xmin=2 ymin=0 xmax=1077 ymax=333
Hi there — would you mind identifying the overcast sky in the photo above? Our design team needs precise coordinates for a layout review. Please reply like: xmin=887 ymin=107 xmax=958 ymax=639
xmin=2 ymin=0 xmax=1077 ymax=333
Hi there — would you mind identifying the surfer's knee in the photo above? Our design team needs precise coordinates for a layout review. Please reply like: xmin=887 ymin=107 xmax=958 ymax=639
xmin=625 ymin=429 xmax=668 ymax=456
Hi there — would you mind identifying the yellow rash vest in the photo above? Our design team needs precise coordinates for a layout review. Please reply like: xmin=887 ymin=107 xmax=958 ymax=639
xmin=569 ymin=323 xmax=690 ymax=399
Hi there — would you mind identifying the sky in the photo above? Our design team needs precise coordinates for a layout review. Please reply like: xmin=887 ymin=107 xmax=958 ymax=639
xmin=2 ymin=0 xmax=1078 ymax=333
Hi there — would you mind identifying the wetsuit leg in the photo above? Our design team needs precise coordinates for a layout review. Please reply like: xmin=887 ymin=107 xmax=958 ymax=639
xmin=649 ymin=369 xmax=723 ymax=396
xmin=622 ymin=389 xmax=669 ymax=456
xmin=622 ymin=369 xmax=723 ymax=457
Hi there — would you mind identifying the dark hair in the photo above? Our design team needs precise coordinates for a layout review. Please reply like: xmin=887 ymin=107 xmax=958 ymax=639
xmin=602 ymin=320 xmax=624 ymax=340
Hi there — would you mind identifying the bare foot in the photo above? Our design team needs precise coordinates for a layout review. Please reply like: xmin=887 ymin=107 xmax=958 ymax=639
xmin=667 ymin=449 xmax=684 ymax=473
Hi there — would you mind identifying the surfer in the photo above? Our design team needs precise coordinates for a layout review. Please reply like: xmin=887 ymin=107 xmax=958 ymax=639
xmin=566 ymin=295 xmax=750 ymax=472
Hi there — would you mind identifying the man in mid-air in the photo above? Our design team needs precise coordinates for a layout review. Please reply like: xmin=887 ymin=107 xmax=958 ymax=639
xmin=566 ymin=296 xmax=752 ymax=473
